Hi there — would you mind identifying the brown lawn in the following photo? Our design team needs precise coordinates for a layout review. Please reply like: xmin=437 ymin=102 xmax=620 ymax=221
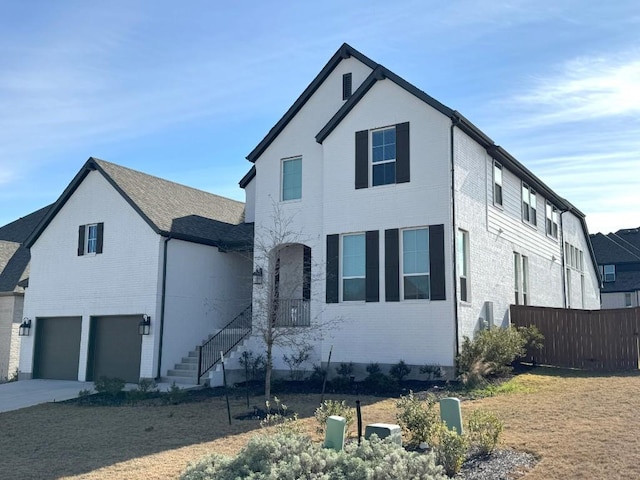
xmin=1 ymin=368 xmax=640 ymax=480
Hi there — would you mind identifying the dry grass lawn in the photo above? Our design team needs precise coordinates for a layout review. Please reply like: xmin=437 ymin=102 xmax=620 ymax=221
xmin=1 ymin=368 xmax=640 ymax=479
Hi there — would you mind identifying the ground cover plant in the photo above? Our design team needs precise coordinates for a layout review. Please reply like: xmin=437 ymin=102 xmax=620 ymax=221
xmin=2 ymin=368 xmax=640 ymax=479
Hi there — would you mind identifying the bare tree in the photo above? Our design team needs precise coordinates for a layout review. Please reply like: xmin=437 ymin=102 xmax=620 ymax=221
xmin=251 ymin=201 xmax=336 ymax=400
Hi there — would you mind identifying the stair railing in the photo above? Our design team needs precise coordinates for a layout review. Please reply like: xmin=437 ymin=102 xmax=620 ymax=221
xmin=197 ymin=305 xmax=252 ymax=384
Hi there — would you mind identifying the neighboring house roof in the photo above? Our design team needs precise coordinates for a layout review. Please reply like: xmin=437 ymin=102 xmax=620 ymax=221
xmin=243 ymin=42 xmax=599 ymax=275
xmin=0 ymin=205 xmax=52 ymax=293
xmin=25 ymin=158 xmax=251 ymax=251
xmin=591 ymin=228 xmax=640 ymax=293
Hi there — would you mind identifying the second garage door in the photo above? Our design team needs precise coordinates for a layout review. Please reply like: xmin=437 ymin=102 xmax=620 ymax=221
xmin=87 ymin=315 xmax=143 ymax=384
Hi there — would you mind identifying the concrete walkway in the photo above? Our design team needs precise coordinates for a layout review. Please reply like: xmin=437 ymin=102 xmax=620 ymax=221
xmin=0 ymin=379 xmax=199 ymax=413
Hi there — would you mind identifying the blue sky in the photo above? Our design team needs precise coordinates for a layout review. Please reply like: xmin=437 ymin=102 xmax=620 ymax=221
xmin=1 ymin=1 xmax=638 ymax=234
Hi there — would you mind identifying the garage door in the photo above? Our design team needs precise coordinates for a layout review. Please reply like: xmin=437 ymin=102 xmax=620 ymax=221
xmin=33 ymin=317 xmax=82 ymax=380
xmin=87 ymin=315 xmax=142 ymax=383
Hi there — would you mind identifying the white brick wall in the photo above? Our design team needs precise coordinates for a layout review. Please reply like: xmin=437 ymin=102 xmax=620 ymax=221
xmin=0 ymin=294 xmax=22 ymax=380
xmin=21 ymin=171 xmax=164 ymax=380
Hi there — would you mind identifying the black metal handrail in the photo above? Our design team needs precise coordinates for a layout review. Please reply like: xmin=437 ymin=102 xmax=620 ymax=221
xmin=273 ymin=298 xmax=311 ymax=327
xmin=197 ymin=305 xmax=252 ymax=384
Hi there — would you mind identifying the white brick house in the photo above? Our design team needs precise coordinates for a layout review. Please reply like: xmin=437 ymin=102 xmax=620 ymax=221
xmin=19 ymin=158 xmax=253 ymax=383
xmin=239 ymin=43 xmax=600 ymax=377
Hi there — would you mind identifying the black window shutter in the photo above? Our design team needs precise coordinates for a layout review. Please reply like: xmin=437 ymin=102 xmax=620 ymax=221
xmin=303 ymin=245 xmax=311 ymax=301
xmin=326 ymin=235 xmax=339 ymax=304
xmin=396 ymin=122 xmax=410 ymax=183
xmin=96 ymin=222 xmax=104 ymax=254
xmin=342 ymin=73 xmax=352 ymax=100
xmin=365 ymin=230 xmax=379 ymax=302
xmin=355 ymin=130 xmax=368 ymax=189
xmin=430 ymin=224 xmax=446 ymax=300
xmin=77 ymin=225 xmax=85 ymax=256
xmin=385 ymin=229 xmax=400 ymax=302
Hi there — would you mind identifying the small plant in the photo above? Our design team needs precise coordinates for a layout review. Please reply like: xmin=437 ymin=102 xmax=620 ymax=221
xmin=239 ymin=351 xmax=267 ymax=382
xmin=282 ymin=343 xmax=313 ymax=381
xmin=364 ymin=362 xmax=395 ymax=393
xmin=331 ymin=362 xmax=355 ymax=391
xmin=77 ymin=388 xmax=93 ymax=405
xmin=396 ymin=390 xmax=440 ymax=446
xmin=137 ymin=378 xmax=159 ymax=394
xmin=433 ymin=422 xmax=468 ymax=477
xmin=308 ymin=364 xmax=327 ymax=386
xmin=314 ymin=399 xmax=355 ymax=435
xmin=165 ymin=382 xmax=187 ymax=405
xmin=94 ymin=376 xmax=125 ymax=398
xmin=420 ymin=364 xmax=443 ymax=380
xmin=390 ymin=360 xmax=412 ymax=383
xmin=467 ymin=409 xmax=503 ymax=455
xmin=260 ymin=397 xmax=302 ymax=434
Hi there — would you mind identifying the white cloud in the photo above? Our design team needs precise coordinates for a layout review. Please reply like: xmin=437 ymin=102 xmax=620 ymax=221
xmin=510 ymin=52 xmax=640 ymax=126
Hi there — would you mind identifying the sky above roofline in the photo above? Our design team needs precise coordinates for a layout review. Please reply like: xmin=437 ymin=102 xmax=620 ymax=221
xmin=1 ymin=1 xmax=638 ymax=234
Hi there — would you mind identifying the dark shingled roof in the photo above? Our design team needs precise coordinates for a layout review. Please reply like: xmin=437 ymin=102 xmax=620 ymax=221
xmin=591 ymin=228 xmax=640 ymax=293
xmin=0 ymin=205 xmax=52 ymax=292
xmin=26 ymin=158 xmax=252 ymax=251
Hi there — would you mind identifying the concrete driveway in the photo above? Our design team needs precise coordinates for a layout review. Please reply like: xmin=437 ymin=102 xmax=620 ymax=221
xmin=0 ymin=379 xmax=94 ymax=413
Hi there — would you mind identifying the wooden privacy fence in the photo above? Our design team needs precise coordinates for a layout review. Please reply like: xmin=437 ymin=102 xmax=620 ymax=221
xmin=510 ymin=305 xmax=640 ymax=371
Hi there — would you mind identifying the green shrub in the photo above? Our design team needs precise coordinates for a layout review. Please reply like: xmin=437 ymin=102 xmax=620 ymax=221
xmin=164 ymin=382 xmax=187 ymax=405
xmin=238 ymin=351 xmax=266 ymax=382
xmin=308 ymin=364 xmax=327 ymax=386
xmin=456 ymin=325 xmax=543 ymax=387
xmin=180 ymin=433 xmax=447 ymax=480
xmin=364 ymin=362 xmax=395 ymax=392
xmin=77 ymin=388 xmax=93 ymax=405
xmin=467 ymin=409 xmax=503 ymax=455
xmin=433 ymin=422 xmax=468 ymax=477
xmin=396 ymin=390 xmax=439 ymax=446
xmin=94 ymin=376 xmax=125 ymax=398
xmin=390 ymin=360 xmax=412 ymax=383
xmin=419 ymin=364 xmax=443 ymax=380
xmin=137 ymin=378 xmax=159 ymax=393
xmin=314 ymin=399 xmax=355 ymax=435
xmin=282 ymin=344 xmax=313 ymax=381
xmin=259 ymin=397 xmax=302 ymax=435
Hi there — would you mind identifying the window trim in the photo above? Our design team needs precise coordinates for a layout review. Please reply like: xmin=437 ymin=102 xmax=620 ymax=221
xmin=370 ymin=126 xmax=397 ymax=187
xmin=522 ymin=183 xmax=537 ymax=226
xmin=625 ymin=292 xmax=633 ymax=307
xmin=457 ymin=229 xmax=469 ymax=303
xmin=78 ymin=222 xmax=103 ymax=256
xmin=86 ymin=224 xmax=98 ymax=254
xmin=514 ymin=252 xmax=521 ymax=305
xmin=493 ymin=161 xmax=503 ymax=207
xmin=341 ymin=233 xmax=366 ymax=302
xmin=281 ymin=156 xmax=302 ymax=202
xmin=546 ymin=202 xmax=559 ymax=239
xmin=401 ymin=227 xmax=430 ymax=301
xmin=603 ymin=264 xmax=616 ymax=283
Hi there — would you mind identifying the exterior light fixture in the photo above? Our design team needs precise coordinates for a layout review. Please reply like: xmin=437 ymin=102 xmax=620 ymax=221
xmin=252 ymin=267 xmax=263 ymax=285
xmin=138 ymin=315 xmax=151 ymax=335
xmin=19 ymin=318 xmax=32 ymax=336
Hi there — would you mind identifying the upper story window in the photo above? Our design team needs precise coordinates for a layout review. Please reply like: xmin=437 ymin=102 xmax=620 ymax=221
xmin=341 ymin=233 xmax=366 ymax=301
xmin=355 ymin=122 xmax=410 ymax=189
xmin=372 ymin=127 xmax=396 ymax=186
xmin=603 ymin=264 xmax=616 ymax=282
xmin=546 ymin=202 xmax=559 ymax=239
xmin=342 ymin=73 xmax=352 ymax=100
xmin=402 ymin=228 xmax=430 ymax=300
xmin=513 ymin=252 xmax=529 ymax=305
xmin=78 ymin=223 xmax=104 ymax=256
xmin=522 ymin=183 xmax=537 ymax=226
xmin=493 ymin=162 xmax=503 ymax=207
xmin=281 ymin=157 xmax=302 ymax=201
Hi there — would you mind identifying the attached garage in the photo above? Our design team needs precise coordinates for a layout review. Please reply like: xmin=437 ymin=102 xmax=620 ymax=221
xmin=87 ymin=315 xmax=142 ymax=383
xmin=33 ymin=317 xmax=82 ymax=380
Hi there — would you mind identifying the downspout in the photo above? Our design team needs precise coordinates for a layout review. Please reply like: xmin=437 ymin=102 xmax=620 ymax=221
xmin=450 ymin=117 xmax=460 ymax=357
xmin=156 ymin=236 xmax=171 ymax=379
xmin=559 ymin=212 xmax=567 ymax=308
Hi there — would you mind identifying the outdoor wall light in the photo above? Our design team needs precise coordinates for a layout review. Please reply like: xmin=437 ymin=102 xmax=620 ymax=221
xmin=253 ymin=267 xmax=263 ymax=285
xmin=138 ymin=315 xmax=151 ymax=335
xmin=19 ymin=318 xmax=32 ymax=336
